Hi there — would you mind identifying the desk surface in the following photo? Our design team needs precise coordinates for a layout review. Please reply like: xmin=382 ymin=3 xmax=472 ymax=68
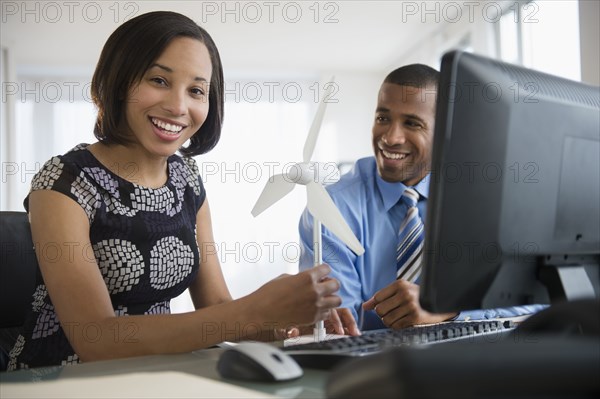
xmin=3 ymin=328 xmax=599 ymax=398
xmin=0 ymin=347 xmax=329 ymax=398
xmin=0 ymin=317 xmax=538 ymax=398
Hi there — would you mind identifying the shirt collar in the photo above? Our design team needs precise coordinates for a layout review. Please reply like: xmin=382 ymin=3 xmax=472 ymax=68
xmin=375 ymin=172 xmax=430 ymax=212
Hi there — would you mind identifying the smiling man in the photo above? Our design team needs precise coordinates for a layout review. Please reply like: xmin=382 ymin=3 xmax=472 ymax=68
xmin=299 ymin=64 xmax=442 ymax=332
xmin=299 ymin=64 xmax=541 ymax=332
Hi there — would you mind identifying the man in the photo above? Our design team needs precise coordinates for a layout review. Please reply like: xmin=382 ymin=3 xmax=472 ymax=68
xmin=299 ymin=64 xmax=541 ymax=332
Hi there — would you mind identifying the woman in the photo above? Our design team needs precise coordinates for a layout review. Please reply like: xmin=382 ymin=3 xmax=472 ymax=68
xmin=6 ymin=11 xmax=341 ymax=371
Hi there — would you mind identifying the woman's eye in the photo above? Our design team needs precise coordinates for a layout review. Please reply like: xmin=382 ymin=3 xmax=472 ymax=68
xmin=190 ymin=87 xmax=205 ymax=96
xmin=151 ymin=77 xmax=167 ymax=86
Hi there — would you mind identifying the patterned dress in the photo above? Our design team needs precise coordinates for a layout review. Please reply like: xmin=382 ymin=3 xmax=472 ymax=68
xmin=7 ymin=144 xmax=205 ymax=371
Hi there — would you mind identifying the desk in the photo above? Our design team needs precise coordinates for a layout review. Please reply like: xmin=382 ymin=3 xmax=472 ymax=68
xmin=3 ymin=334 xmax=599 ymax=398
xmin=0 ymin=318 xmax=530 ymax=398
xmin=0 ymin=347 xmax=329 ymax=398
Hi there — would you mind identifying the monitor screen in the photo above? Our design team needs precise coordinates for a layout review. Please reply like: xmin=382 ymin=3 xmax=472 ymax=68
xmin=420 ymin=51 xmax=600 ymax=313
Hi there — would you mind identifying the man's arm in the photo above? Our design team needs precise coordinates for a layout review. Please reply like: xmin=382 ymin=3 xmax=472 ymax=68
xmin=362 ymin=281 xmax=547 ymax=328
xmin=454 ymin=305 xmax=548 ymax=321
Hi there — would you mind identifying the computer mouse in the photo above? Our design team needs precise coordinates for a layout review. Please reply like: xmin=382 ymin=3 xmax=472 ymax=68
xmin=217 ymin=341 xmax=303 ymax=382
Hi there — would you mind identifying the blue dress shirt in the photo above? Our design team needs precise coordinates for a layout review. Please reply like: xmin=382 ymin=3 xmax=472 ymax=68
xmin=299 ymin=157 xmax=544 ymax=330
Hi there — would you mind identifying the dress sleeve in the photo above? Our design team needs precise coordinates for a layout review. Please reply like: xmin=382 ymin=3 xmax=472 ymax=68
xmin=181 ymin=156 xmax=207 ymax=212
xmin=23 ymin=156 xmax=100 ymax=224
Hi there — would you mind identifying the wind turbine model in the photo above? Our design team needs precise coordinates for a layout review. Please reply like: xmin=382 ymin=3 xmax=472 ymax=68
xmin=251 ymin=79 xmax=365 ymax=342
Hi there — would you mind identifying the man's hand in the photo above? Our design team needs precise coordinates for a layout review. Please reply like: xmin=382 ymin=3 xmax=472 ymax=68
xmin=325 ymin=308 xmax=361 ymax=336
xmin=362 ymin=280 xmax=457 ymax=329
xmin=286 ymin=308 xmax=361 ymax=338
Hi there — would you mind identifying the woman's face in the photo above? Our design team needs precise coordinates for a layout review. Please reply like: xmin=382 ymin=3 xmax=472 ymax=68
xmin=123 ymin=37 xmax=212 ymax=159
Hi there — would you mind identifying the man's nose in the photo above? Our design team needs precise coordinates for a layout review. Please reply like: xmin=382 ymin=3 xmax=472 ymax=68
xmin=382 ymin=123 xmax=406 ymax=145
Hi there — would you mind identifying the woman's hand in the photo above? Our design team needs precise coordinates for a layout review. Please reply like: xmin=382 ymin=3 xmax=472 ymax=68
xmin=247 ymin=264 xmax=342 ymax=332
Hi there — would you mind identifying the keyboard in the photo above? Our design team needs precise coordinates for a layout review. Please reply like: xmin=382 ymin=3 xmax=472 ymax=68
xmin=282 ymin=319 xmax=516 ymax=369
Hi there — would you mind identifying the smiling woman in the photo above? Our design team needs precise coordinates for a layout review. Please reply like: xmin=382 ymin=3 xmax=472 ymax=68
xmin=88 ymin=36 xmax=213 ymax=186
xmin=86 ymin=37 xmax=211 ymax=188
xmin=128 ymin=39 xmax=211 ymax=149
xmin=2 ymin=10 xmax=344 ymax=372
xmin=89 ymin=11 xmax=222 ymax=158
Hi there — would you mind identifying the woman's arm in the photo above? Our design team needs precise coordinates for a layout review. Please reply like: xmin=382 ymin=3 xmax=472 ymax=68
xmin=187 ymin=198 xmax=233 ymax=308
xmin=29 ymin=190 xmax=339 ymax=362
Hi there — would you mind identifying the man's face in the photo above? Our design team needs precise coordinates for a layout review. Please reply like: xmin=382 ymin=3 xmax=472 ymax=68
xmin=371 ymin=83 xmax=436 ymax=185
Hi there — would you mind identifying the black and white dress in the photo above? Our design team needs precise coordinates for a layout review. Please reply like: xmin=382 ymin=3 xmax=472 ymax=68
xmin=7 ymin=144 xmax=205 ymax=371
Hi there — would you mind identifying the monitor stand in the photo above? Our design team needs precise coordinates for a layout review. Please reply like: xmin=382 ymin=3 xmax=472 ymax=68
xmin=538 ymin=255 xmax=599 ymax=302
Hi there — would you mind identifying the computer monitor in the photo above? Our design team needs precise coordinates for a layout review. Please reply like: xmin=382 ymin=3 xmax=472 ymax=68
xmin=420 ymin=51 xmax=600 ymax=313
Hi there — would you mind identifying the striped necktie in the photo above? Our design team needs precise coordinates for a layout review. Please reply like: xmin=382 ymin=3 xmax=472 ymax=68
xmin=396 ymin=188 xmax=424 ymax=282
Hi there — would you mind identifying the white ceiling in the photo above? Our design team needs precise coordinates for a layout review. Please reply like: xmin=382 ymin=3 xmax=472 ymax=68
xmin=1 ymin=1 xmax=449 ymax=76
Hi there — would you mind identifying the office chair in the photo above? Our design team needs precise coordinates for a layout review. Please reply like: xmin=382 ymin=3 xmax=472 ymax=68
xmin=0 ymin=211 xmax=38 ymax=328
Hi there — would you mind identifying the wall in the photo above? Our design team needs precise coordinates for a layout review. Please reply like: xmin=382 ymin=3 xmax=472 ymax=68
xmin=579 ymin=0 xmax=600 ymax=85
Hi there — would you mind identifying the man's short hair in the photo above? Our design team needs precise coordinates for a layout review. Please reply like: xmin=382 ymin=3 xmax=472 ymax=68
xmin=383 ymin=64 xmax=439 ymax=89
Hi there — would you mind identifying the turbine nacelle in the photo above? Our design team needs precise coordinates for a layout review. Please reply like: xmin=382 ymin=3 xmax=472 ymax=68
xmin=251 ymin=76 xmax=365 ymax=256
xmin=284 ymin=162 xmax=341 ymax=186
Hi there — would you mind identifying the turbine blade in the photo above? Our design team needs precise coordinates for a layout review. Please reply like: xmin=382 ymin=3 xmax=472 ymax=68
xmin=303 ymin=77 xmax=336 ymax=163
xmin=251 ymin=174 xmax=296 ymax=217
xmin=306 ymin=181 xmax=365 ymax=256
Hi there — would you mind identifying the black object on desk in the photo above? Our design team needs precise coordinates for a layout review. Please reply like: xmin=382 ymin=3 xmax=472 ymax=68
xmin=282 ymin=319 xmax=515 ymax=369
xmin=326 ymin=299 xmax=600 ymax=399
xmin=326 ymin=336 xmax=600 ymax=399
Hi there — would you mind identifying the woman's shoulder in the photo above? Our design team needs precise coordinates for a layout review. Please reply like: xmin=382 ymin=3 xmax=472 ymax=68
xmin=38 ymin=143 xmax=96 ymax=175
xmin=26 ymin=144 xmax=102 ymax=220
xmin=168 ymin=154 xmax=205 ymax=203
xmin=167 ymin=154 xmax=201 ymax=184
xmin=170 ymin=154 xmax=200 ymax=176
xmin=32 ymin=144 xmax=92 ymax=185
xmin=57 ymin=143 xmax=93 ymax=162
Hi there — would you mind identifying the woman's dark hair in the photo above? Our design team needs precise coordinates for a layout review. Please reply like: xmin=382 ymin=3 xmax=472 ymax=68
xmin=91 ymin=11 xmax=223 ymax=156
xmin=383 ymin=64 xmax=439 ymax=89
